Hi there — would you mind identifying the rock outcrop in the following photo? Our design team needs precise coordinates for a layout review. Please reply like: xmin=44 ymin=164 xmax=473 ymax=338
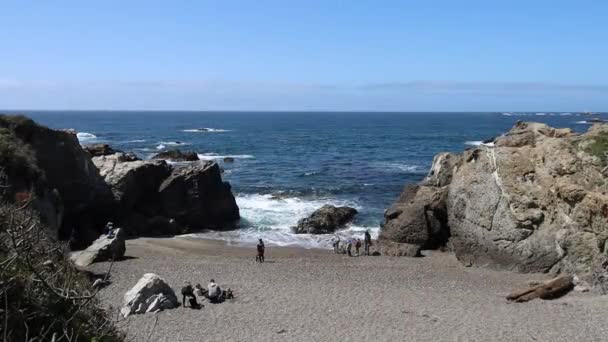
xmin=159 ymin=162 xmax=239 ymax=230
xmin=93 ymin=154 xmax=172 ymax=214
xmin=93 ymin=154 xmax=239 ymax=235
xmin=121 ymin=273 xmax=178 ymax=317
xmin=152 ymin=149 xmax=199 ymax=162
xmin=294 ymin=205 xmax=358 ymax=234
xmin=71 ymin=228 xmax=126 ymax=267
xmin=0 ymin=115 xmax=115 ymax=248
xmin=382 ymin=122 xmax=608 ymax=291
xmin=83 ymin=144 xmax=121 ymax=157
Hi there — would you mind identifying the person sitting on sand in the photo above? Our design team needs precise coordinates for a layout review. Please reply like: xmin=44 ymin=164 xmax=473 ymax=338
xmin=355 ymin=238 xmax=362 ymax=256
xmin=181 ymin=281 xmax=199 ymax=308
xmin=364 ymin=230 xmax=372 ymax=255
xmin=256 ymin=239 xmax=265 ymax=263
xmin=207 ymin=279 xmax=222 ymax=303
xmin=347 ymin=239 xmax=353 ymax=257
xmin=194 ymin=283 xmax=206 ymax=297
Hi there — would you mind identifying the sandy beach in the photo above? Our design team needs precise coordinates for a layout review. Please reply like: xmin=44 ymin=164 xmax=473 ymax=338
xmin=88 ymin=237 xmax=608 ymax=342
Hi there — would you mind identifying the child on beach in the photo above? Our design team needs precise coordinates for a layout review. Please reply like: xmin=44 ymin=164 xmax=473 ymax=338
xmin=355 ymin=239 xmax=361 ymax=256
xmin=347 ymin=239 xmax=353 ymax=257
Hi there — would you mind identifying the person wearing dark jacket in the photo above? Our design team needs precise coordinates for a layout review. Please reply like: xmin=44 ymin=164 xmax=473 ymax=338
xmin=256 ymin=239 xmax=265 ymax=262
xmin=364 ymin=230 xmax=372 ymax=255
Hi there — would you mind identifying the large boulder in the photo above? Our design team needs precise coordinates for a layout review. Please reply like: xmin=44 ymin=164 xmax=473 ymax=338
xmin=0 ymin=115 xmax=115 ymax=248
xmin=294 ymin=205 xmax=358 ymax=234
xmin=121 ymin=273 xmax=178 ymax=317
xmin=71 ymin=228 xmax=126 ymax=267
xmin=159 ymin=162 xmax=239 ymax=230
xmin=93 ymin=154 xmax=172 ymax=215
xmin=152 ymin=149 xmax=199 ymax=162
xmin=381 ymin=121 xmax=608 ymax=291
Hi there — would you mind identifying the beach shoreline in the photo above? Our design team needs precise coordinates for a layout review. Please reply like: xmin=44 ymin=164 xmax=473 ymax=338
xmin=88 ymin=237 xmax=608 ymax=342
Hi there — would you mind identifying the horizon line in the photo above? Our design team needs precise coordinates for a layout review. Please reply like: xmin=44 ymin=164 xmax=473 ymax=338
xmin=1 ymin=109 xmax=604 ymax=114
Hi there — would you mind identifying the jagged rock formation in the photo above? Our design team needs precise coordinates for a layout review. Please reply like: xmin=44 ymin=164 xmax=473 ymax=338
xmin=293 ymin=205 xmax=358 ymax=234
xmin=382 ymin=122 xmax=608 ymax=290
xmin=93 ymin=154 xmax=172 ymax=213
xmin=152 ymin=149 xmax=199 ymax=162
xmin=93 ymin=155 xmax=239 ymax=235
xmin=159 ymin=162 xmax=240 ymax=230
xmin=0 ymin=115 xmax=115 ymax=248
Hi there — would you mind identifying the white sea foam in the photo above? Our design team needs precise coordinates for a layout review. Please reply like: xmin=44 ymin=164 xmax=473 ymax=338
xmin=186 ymin=193 xmax=378 ymax=249
xmin=465 ymin=141 xmax=494 ymax=147
xmin=182 ymin=128 xmax=231 ymax=133
xmin=76 ymin=132 xmax=97 ymax=141
xmin=575 ymin=121 xmax=592 ymax=124
xmin=159 ymin=141 xmax=188 ymax=146
xmin=123 ymin=139 xmax=146 ymax=143
xmin=197 ymin=153 xmax=254 ymax=160
xmin=156 ymin=144 xmax=166 ymax=150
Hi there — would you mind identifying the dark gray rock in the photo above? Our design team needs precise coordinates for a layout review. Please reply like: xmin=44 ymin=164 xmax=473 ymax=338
xmin=294 ymin=205 xmax=358 ymax=234
xmin=152 ymin=149 xmax=199 ymax=162
xmin=159 ymin=162 xmax=239 ymax=230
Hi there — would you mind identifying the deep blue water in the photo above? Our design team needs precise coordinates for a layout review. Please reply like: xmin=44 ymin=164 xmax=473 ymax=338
xmin=13 ymin=111 xmax=607 ymax=247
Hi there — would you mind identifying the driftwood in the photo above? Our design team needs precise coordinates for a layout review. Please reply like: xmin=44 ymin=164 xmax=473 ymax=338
xmin=507 ymin=275 xmax=574 ymax=303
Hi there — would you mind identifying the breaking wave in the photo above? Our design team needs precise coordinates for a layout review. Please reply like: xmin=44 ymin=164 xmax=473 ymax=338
xmin=187 ymin=193 xmax=377 ymax=249
xmin=197 ymin=153 xmax=254 ymax=160
xmin=76 ymin=132 xmax=97 ymax=141
xmin=182 ymin=128 xmax=231 ymax=133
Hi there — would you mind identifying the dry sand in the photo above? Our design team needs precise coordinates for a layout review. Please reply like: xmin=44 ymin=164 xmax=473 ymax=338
xmin=88 ymin=237 xmax=608 ymax=342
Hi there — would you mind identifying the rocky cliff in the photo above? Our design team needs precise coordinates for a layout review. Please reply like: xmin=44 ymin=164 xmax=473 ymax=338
xmin=0 ymin=115 xmax=240 ymax=248
xmin=381 ymin=122 xmax=608 ymax=292
xmin=0 ymin=115 xmax=116 ymax=248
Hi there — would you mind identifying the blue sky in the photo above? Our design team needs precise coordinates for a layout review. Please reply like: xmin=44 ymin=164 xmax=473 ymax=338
xmin=1 ymin=0 xmax=607 ymax=111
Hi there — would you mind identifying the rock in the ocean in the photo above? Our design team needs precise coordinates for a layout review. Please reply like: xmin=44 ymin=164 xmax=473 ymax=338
xmin=294 ymin=205 xmax=358 ymax=234
xmin=152 ymin=149 xmax=199 ymax=162
xmin=121 ymin=273 xmax=178 ymax=317
xmin=71 ymin=228 xmax=126 ymax=267
xmin=381 ymin=121 xmax=608 ymax=291
xmin=159 ymin=162 xmax=240 ymax=230
xmin=223 ymin=157 xmax=235 ymax=163
xmin=83 ymin=143 xmax=121 ymax=157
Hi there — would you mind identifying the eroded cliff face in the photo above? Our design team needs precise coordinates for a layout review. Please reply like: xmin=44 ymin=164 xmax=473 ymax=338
xmin=382 ymin=122 xmax=608 ymax=290
xmin=0 ymin=115 xmax=116 ymax=248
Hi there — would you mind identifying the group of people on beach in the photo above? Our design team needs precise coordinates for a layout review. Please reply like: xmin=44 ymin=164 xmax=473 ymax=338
xmin=332 ymin=230 xmax=372 ymax=256
xmin=181 ymin=279 xmax=234 ymax=309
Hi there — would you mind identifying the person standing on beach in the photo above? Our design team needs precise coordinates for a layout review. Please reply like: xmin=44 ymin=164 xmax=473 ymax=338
xmin=355 ymin=238 xmax=361 ymax=256
xmin=333 ymin=236 xmax=340 ymax=254
xmin=256 ymin=239 xmax=265 ymax=262
xmin=364 ymin=230 xmax=372 ymax=255
xmin=347 ymin=239 xmax=353 ymax=257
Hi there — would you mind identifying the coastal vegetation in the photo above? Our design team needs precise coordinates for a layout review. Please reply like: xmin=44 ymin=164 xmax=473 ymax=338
xmin=0 ymin=204 xmax=122 ymax=341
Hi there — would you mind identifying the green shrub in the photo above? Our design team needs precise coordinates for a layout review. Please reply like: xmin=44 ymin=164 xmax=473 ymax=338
xmin=0 ymin=204 xmax=123 ymax=342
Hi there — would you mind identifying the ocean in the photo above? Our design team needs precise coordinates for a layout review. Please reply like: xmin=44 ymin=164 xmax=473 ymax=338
xmin=15 ymin=111 xmax=607 ymax=248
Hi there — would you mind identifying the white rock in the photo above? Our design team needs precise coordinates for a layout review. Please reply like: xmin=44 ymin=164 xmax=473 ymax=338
xmin=121 ymin=273 xmax=178 ymax=317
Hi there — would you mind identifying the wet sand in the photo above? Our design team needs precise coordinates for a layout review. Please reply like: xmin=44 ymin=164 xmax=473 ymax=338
xmin=89 ymin=237 xmax=608 ymax=342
